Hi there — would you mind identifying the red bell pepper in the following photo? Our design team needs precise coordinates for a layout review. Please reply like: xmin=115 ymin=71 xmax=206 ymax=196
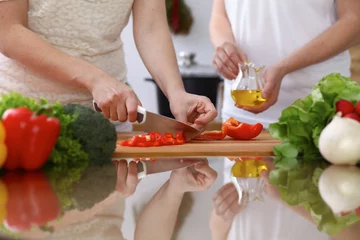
xmin=193 ymin=125 xmax=228 ymax=140
xmin=194 ymin=117 xmax=263 ymax=141
xmin=120 ymin=132 xmax=185 ymax=147
xmin=223 ymin=117 xmax=263 ymax=140
xmin=2 ymin=107 xmax=61 ymax=171
xmin=2 ymin=171 xmax=61 ymax=232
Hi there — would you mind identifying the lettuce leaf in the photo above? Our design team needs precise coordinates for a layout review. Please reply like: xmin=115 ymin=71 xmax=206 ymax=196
xmin=269 ymin=157 xmax=360 ymax=235
xmin=269 ymin=73 xmax=360 ymax=235
xmin=269 ymin=73 xmax=360 ymax=159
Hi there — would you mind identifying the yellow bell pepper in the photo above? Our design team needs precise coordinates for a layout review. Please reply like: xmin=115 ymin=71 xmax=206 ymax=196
xmin=0 ymin=180 xmax=8 ymax=224
xmin=0 ymin=121 xmax=7 ymax=168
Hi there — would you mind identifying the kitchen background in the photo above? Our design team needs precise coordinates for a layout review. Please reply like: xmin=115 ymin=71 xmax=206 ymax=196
xmin=120 ymin=0 xmax=360 ymax=239
xmin=122 ymin=0 xmax=360 ymax=117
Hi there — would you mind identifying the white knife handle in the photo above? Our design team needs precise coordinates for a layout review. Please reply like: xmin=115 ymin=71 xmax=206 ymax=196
xmin=93 ymin=100 xmax=146 ymax=124
xmin=137 ymin=161 xmax=147 ymax=179
xmin=136 ymin=106 xmax=146 ymax=124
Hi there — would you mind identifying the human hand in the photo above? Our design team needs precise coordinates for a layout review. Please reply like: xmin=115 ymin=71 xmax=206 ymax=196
xmin=91 ymin=76 xmax=142 ymax=122
xmin=167 ymin=159 xmax=218 ymax=194
xmin=212 ymin=183 xmax=248 ymax=222
xmin=169 ymin=92 xmax=218 ymax=130
xmin=236 ymin=64 xmax=287 ymax=114
xmin=260 ymin=158 xmax=282 ymax=201
xmin=113 ymin=160 xmax=141 ymax=197
xmin=212 ymin=42 xmax=248 ymax=80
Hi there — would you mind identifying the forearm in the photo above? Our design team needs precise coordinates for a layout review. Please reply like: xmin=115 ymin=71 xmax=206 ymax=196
xmin=1 ymin=25 xmax=105 ymax=91
xmin=209 ymin=14 xmax=236 ymax=49
xmin=210 ymin=210 xmax=232 ymax=240
xmin=279 ymin=17 xmax=360 ymax=74
xmin=134 ymin=181 xmax=183 ymax=240
xmin=133 ymin=5 xmax=185 ymax=99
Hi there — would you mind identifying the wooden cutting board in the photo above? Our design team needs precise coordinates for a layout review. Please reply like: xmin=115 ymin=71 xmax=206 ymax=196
xmin=112 ymin=131 xmax=280 ymax=158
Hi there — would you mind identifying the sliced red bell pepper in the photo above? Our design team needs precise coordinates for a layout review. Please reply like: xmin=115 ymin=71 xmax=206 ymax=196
xmin=223 ymin=117 xmax=263 ymax=140
xmin=120 ymin=132 xmax=185 ymax=147
xmin=2 ymin=107 xmax=61 ymax=171
xmin=2 ymin=171 xmax=61 ymax=232
xmin=194 ymin=125 xmax=228 ymax=140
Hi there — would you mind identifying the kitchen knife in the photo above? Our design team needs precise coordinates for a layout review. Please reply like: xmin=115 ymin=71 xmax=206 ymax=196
xmin=93 ymin=100 xmax=201 ymax=141
xmin=136 ymin=158 xmax=205 ymax=179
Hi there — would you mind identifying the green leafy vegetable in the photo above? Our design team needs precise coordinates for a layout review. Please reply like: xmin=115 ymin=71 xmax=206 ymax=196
xmin=269 ymin=157 xmax=360 ymax=235
xmin=63 ymin=104 xmax=117 ymax=166
xmin=0 ymin=92 xmax=89 ymax=169
xmin=269 ymin=73 xmax=360 ymax=158
xmin=268 ymin=74 xmax=360 ymax=235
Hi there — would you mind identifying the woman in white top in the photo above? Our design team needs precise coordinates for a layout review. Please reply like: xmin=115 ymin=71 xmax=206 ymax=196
xmin=0 ymin=0 xmax=217 ymax=132
xmin=209 ymin=0 xmax=360 ymax=239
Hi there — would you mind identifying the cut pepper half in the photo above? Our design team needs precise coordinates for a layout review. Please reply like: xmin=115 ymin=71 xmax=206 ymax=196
xmin=193 ymin=125 xmax=228 ymax=140
xmin=194 ymin=117 xmax=263 ymax=141
xmin=223 ymin=117 xmax=263 ymax=140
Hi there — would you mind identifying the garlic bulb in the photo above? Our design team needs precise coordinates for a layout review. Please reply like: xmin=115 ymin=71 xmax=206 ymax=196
xmin=319 ymin=165 xmax=360 ymax=214
xmin=318 ymin=115 xmax=360 ymax=165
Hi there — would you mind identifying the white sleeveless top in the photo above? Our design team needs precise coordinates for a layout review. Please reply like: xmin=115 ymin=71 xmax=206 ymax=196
xmin=0 ymin=0 xmax=134 ymax=107
xmin=222 ymin=0 xmax=351 ymax=129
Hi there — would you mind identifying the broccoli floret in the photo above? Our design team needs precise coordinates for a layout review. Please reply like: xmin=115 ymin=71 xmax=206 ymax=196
xmin=63 ymin=104 xmax=117 ymax=166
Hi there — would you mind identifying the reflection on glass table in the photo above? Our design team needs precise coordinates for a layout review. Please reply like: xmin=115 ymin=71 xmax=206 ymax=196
xmin=0 ymin=156 xmax=359 ymax=240
xmin=0 ymin=157 xmax=212 ymax=240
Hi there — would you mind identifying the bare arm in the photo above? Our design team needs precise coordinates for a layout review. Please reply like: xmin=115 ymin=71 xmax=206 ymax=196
xmin=135 ymin=161 xmax=217 ymax=240
xmin=0 ymin=0 xmax=110 ymax=91
xmin=208 ymin=0 xmax=247 ymax=80
xmin=209 ymin=0 xmax=237 ymax=48
xmin=132 ymin=0 xmax=186 ymax=100
xmin=134 ymin=181 xmax=183 ymax=240
xmin=278 ymin=0 xmax=360 ymax=74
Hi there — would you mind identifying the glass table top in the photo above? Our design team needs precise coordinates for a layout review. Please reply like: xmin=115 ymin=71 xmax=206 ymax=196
xmin=0 ymin=155 xmax=359 ymax=240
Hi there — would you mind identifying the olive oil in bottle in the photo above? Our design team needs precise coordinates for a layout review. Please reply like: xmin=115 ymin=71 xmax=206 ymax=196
xmin=231 ymin=90 xmax=266 ymax=107
xmin=231 ymin=159 xmax=269 ymax=202
xmin=231 ymin=159 xmax=268 ymax=178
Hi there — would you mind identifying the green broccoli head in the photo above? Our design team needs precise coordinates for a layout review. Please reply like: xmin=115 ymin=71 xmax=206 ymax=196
xmin=63 ymin=104 xmax=117 ymax=166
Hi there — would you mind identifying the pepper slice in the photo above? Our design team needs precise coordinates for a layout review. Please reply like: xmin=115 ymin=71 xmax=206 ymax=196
xmin=223 ymin=117 xmax=263 ymax=140
xmin=2 ymin=107 xmax=61 ymax=171
xmin=120 ymin=132 xmax=185 ymax=147
xmin=193 ymin=125 xmax=228 ymax=140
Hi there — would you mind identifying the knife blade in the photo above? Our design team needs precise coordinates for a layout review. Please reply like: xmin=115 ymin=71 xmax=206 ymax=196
xmin=93 ymin=100 xmax=201 ymax=141
xmin=136 ymin=158 xmax=205 ymax=179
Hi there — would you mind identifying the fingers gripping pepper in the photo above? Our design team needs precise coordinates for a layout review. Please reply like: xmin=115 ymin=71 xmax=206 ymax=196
xmin=2 ymin=107 xmax=61 ymax=170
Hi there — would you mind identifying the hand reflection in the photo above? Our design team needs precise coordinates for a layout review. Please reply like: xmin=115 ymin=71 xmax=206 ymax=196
xmin=211 ymin=183 xmax=248 ymax=221
xmin=114 ymin=160 xmax=141 ymax=197
xmin=260 ymin=158 xmax=281 ymax=201
xmin=168 ymin=159 xmax=218 ymax=194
